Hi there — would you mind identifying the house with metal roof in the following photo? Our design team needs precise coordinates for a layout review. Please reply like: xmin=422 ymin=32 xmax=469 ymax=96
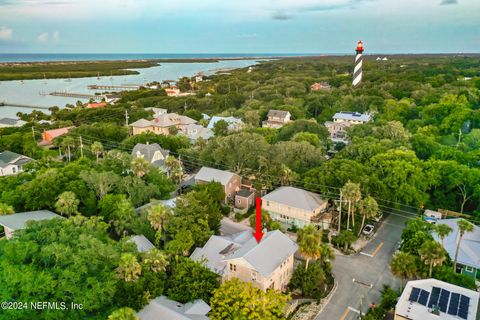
xmin=131 ymin=143 xmax=170 ymax=170
xmin=0 ymin=117 xmax=27 ymax=128
xmin=395 ymin=278 xmax=479 ymax=320
xmin=191 ymin=230 xmax=298 ymax=291
xmin=195 ymin=167 xmax=241 ymax=201
xmin=179 ymin=123 xmax=214 ymax=142
xmin=324 ymin=111 xmax=372 ymax=143
xmin=0 ymin=210 xmax=62 ymax=239
xmin=262 ymin=186 xmax=329 ymax=229
xmin=207 ymin=116 xmax=244 ymax=132
xmin=137 ymin=295 xmax=211 ymax=320
xmin=0 ymin=151 xmax=33 ymax=176
xmin=128 ymin=235 xmax=155 ymax=253
xmin=130 ymin=113 xmax=197 ymax=136
xmin=262 ymin=110 xmax=292 ymax=129
xmin=432 ymin=219 xmax=480 ymax=281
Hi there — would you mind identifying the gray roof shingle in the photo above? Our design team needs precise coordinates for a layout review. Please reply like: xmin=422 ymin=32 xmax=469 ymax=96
xmin=191 ymin=230 xmax=298 ymax=278
xmin=137 ymin=296 xmax=210 ymax=320
xmin=128 ymin=235 xmax=155 ymax=253
xmin=195 ymin=167 xmax=238 ymax=186
xmin=262 ymin=186 xmax=327 ymax=212
xmin=433 ymin=219 xmax=480 ymax=268
xmin=0 ymin=210 xmax=62 ymax=231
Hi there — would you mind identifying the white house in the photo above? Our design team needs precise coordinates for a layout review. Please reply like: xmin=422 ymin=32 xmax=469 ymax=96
xmin=395 ymin=278 xmax=479 ymax=320
xmin=0 ymin=210 xmax=63 ymax=239
xmin=0 ymin=151 xmax=33 ymax=176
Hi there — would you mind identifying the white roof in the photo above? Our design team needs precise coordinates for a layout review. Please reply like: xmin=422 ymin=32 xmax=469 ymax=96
xmin=396 ymin=279 xmax=479 ymax=320
xmin=0 ymin=210 xmax=62 ymax=231
xmin=128 ymin=235 xmax=155 ymax=253
xmin=333 ymin=111 xmax=371 ymax=122
xmin=191 ymin=230 xmax=298 ymax=278
xmin=262 ymin=186 xmax=327 ymax=212
xmin=207 ymin=116 xmax=244 ymax=129
xmin=433 ymin=219 xmax=480 ymax=268
xmin=195 ymin=167 xmax=238 ymax=186
xmin=137 ymin=296 xmax=210 ymax=320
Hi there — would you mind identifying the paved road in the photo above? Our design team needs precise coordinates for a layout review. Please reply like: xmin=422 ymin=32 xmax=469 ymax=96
xmin=220 ymin=217 xmax=252 ymax=236
xmin=316 ymin=212 xmax=409 ymax=320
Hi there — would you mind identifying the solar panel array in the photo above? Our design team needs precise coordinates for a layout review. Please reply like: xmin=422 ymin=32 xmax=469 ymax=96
xmin=408 ymin=286 xmax=471 ymax=319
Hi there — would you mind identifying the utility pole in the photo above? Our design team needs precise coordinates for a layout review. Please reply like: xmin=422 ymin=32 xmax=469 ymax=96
xmin=352 ymin=278 xmax=373 ymax=319
xmin=31 ymin=126 xmax=35 ymax=140
xmin=79 ymin=136 xmax=84 ymax=158
xmin=338 ymin=191 xmax=343 ymax=233
xmin=125 ymin=110 xmax=129 ymax=126
xmin=457 ymin=128 xmax=462 ymax=148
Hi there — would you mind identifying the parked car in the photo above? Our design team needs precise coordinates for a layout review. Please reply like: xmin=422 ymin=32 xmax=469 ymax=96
xmin=362 ymin=224 xmax=375 ymax=236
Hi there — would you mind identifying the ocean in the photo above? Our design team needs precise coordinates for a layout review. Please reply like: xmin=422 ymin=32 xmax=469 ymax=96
xmin=0 ymin=53 xmax=316 ymax=63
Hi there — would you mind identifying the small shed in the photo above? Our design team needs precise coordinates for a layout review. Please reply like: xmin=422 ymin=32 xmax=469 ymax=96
xmin=235 ymin=189 xmax=255 ymax=209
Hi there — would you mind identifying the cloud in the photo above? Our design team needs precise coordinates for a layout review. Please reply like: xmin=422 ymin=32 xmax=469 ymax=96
xmin=37 ymin=32 xmax=49 ymax=42
xmin=0 ymin=26 xmax=13 ymax=40
xmin=53 ymin=31 xmax=60 ymax=41
xmin=272 ymin=11 xmax=293 ymax=20
xmin=440 ymin=0 xmax=458 ymax=4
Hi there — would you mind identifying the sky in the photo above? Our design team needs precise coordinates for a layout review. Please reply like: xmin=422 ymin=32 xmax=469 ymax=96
xmin=0 ymin=0 xmax=479 ymax=54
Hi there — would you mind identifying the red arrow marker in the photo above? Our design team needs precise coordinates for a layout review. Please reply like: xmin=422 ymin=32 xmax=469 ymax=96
xmin=253 ymin=197 xmax=264 ymax=243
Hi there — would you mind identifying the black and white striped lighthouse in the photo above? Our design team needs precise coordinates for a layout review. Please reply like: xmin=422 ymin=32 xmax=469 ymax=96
xmin=352 ymin=41 xmax=364 ymax=87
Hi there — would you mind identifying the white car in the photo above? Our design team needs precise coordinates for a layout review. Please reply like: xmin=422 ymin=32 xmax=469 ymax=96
xmin=362 ymin=224 xmax=375 ymax=236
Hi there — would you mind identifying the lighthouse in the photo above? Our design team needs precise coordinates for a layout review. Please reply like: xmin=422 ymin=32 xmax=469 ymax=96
xmin=352 ymin=41 xmax=364 ymax=87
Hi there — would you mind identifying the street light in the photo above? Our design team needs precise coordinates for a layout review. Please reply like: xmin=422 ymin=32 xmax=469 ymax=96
xmin=352 ymin=278 xmax=373 ymax=319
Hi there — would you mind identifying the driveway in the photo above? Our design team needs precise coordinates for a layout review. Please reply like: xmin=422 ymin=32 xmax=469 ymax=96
xmin=220 ymin=217 xmax=252 ymax=236
xmin=316 ymin=212 xmax=409 ymax=320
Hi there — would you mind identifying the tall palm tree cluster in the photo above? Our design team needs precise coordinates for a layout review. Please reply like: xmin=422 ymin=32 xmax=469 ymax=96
xmin=390 ymin=219 xmax=474 ymax=289
xmin=297 ymin=225 xmax=334 ymax=270
xmin=339 ymin=181 xmax=380 ymax=236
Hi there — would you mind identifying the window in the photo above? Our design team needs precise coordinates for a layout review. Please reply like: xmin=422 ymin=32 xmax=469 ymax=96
xmin=465 ymin=266 xmax=474 ymax=272
xmin=12 ymin=167 xmax=16 ymax=173
xmin=266 ymin=201 xmax=270 ymax=206
xmin=251 ymin=272 xmax=257 ymax=281
xmin=230 ymin=264 xmax=236 ymax=272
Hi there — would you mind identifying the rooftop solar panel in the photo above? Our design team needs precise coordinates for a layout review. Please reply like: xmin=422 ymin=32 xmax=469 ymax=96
xmin=448 ymin=292 xmax=460 ymax=316
xmin=409 ymin=287 xmax=421 ymax=302
xmin=418 ymin=289 xmax=430 ymax=306
xmin=458 ymin=307 xmax=469 ymax=320
xmin=428 ymin=287 xmax=441 ymax=308
xmin=458 ymin=294 xmax=470 ymax=319
xmin=438 ymin=289 xmax=451 ymax=312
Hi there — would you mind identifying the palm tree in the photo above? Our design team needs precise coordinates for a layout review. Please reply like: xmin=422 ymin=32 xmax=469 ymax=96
xmin=147 ymin=203 xmax=170 ymax=244
xmin=435 ymin=223 xmax=453 ymax=247
xmin=61 ymin=136 xmax=75 ymax=162
xmin=91 ymin=141 xmax=104 ymax=162
xmin=419 ymin=240 xmax=446 ymax=277
xmin=453 ymin=219 xmax=474 ymax=271
xmin=116 ymin=253 xmax=142 ymax=282
xmin=164 ymin=156 xmax=183 ymax=184
xmin=142 ymin=248 xmax=169 ymax=273
xmin=341 ymin=181 xmax=361 ymax=230
xmin=279 ymin=164 xmax=295 ymax=186
xmin=357 ymin=196 xmax=379 ymax=236
xmin=0 ymin=203 xmax=14 ymax=215
xmin=55 ymin=191 xmax=79 ymax=217
xmin=390 ymin=251 xmax=417 ymax=288
xmin=130 ymin=157 xmax=150 ymax=178
xmin=297 ymin=225 xmax=323 ymax=270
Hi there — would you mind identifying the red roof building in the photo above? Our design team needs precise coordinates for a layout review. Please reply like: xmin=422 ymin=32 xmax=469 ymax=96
xmin=86 ymin=102 xmax=107 ymax=109
xmin=41 ymin=127 xmax=73 ymax=145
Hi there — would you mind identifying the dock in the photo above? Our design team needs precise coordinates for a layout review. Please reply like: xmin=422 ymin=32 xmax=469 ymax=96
xmin=49 ymin=91 xmax=104 ymax=101
xmin=0 ymin=101 xmax=50 ymax=110
xmin=87 ymin=84 xmax=142 ymax=91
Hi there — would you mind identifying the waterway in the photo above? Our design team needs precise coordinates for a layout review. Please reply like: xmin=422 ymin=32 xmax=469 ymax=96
xmin=0 ymin=59 xmax=259 ymax=119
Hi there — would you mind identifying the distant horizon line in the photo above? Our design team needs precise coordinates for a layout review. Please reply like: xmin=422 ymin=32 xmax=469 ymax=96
xmin=1 ymin=52 xmax=479 ymax=55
